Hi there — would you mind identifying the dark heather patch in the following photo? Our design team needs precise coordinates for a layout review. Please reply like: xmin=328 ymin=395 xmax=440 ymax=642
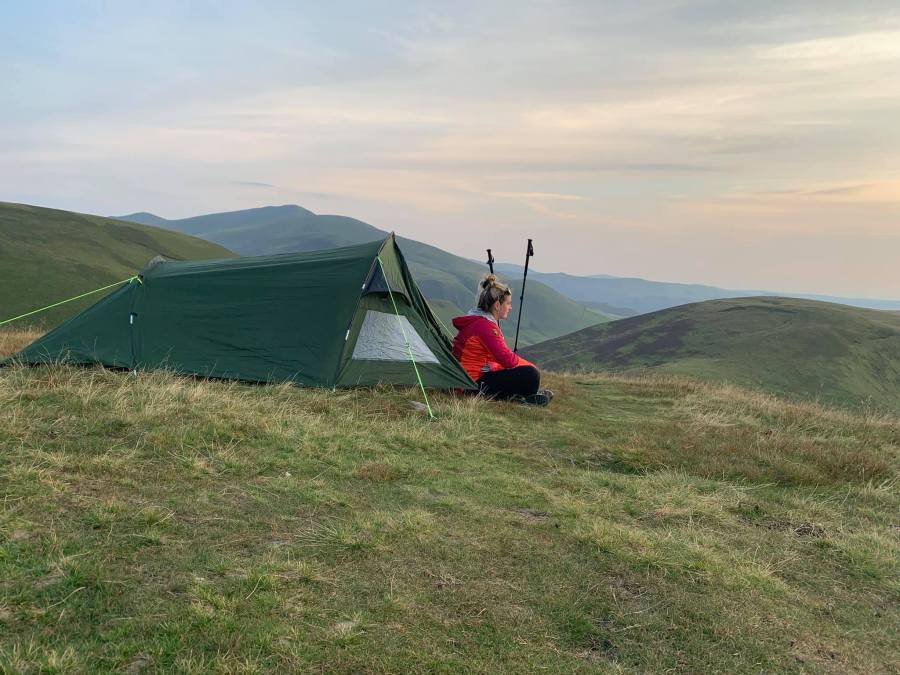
xmin=630 ymin=318 xmax=695 ymax=362
xmin=718 ymin=304 xmax=798 ymax=316
xmin=589 ymin=329 xmax=645 ymax=366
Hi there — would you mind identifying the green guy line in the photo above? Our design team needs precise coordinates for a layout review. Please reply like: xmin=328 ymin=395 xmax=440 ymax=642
xmin=377 ymin=256 xmax=435 ymax=419
xmin=0 ymin=276 xmax=141 ymax=328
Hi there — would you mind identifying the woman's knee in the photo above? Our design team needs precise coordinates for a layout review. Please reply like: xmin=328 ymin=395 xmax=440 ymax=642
xmin=521 ymin=365 xmax=540 ymax=389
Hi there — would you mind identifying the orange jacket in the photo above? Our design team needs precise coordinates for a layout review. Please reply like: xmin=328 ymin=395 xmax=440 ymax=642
xmin=451 ymin=312 xmax=534 ymax=381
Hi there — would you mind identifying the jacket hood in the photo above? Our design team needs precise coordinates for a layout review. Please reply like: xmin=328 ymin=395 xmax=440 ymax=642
xmin=452 ymin=310 xmax=497 ymax=330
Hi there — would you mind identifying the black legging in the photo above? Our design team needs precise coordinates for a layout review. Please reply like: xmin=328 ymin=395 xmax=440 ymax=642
xmin=477 ymin=365 xmax=540 ymax=400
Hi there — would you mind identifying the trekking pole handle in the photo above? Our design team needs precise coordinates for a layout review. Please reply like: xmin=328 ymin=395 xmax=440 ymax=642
xmin=513 ymin=239 xmax=533 ymax=353
xmin=486 ymin=249 xmax=494 ymax=274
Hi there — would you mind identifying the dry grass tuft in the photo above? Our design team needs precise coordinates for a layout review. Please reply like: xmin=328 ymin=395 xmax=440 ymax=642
xmin=354 ymin=461 xmax=403 ymax=482
xmin=0 ymin=327 xmax=41 ymax=359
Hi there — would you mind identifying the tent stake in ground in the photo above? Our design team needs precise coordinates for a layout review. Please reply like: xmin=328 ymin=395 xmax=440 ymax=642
xmin=513 ymin=238 xmax=533 ymax=353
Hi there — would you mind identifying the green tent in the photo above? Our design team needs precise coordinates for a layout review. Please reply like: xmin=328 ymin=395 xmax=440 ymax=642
xmin=9 ymin=234 xmax=476 ymax=390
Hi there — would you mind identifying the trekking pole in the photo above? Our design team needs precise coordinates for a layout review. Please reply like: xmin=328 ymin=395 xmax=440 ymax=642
xmin=513 ymin=239 xmax=533 ymax=353
xmin=486 ymin=249 xmax=494 ymax=274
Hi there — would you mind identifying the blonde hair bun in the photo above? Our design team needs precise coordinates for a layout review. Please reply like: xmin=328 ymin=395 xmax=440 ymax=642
xmin=481 ymin=273 xmax=498 ymax=289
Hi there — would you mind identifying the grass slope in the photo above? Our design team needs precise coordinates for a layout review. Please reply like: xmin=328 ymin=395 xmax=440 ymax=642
xmin=522 ymin=297 xmax=900 ymax=411
xmin=0 ymin=329 xmax=897 ymax=673
xmin=0 ymin=202 xmax=234 ymax=329
xmin=119 ymin=206 xmax=608 ymax=346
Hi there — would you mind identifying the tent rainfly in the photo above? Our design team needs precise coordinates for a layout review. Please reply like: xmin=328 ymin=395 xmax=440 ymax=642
xmin=9 ymin=234 xmax=477 ymax=390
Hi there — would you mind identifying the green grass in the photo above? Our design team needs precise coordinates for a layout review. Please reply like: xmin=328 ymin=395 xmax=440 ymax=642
xmin=0 ymin=202 xmax=234 ymax=330
xmin=522 ymin=297 xmax=900 ymax=411
xmin=1 ymin=329 xmax=897 ymax=673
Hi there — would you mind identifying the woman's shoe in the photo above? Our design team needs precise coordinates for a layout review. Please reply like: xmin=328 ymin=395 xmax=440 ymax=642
xmin=515 ymin=391 xmax=551 ymax=406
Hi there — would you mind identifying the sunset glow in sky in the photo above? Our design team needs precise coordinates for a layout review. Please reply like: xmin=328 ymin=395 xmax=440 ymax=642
xmin=3 ymin=1 xmax=899 ymax=297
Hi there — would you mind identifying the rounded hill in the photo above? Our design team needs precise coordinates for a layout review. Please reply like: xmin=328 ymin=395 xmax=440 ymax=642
xmin=521 ymin=297 xmax=900 ymax=410
xmin=0 ymin=202 xmax=234 ymax=329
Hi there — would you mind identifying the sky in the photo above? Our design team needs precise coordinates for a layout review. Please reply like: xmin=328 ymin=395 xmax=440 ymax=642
xmin=2 ymin=1 xmax=899 ymax=298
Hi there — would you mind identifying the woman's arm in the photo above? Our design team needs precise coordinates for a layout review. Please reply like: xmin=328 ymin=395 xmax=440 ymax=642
xmin=475 ymin=321 xmax=531 ymax=370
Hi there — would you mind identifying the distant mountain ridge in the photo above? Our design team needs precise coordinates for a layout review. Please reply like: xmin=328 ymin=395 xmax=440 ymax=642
xmin=118 ymin=211 xmax=170 ymax=227
xmin=120 ymin=204 xmax=318 ymax=238
xmin=116 ymin=205 xmax=608 ymax=346
xmin=521 ymin=296 xmax=900 ymax=410
xmin=492 ymin=263 xmax=900 ymax=314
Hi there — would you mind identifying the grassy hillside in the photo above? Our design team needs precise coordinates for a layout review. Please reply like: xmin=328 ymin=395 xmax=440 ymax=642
xmin=119 ymin=206 xmax=608 ymax=346
xmin=0 ymin=329 xmax=897 ymax=672
xmin=0 ymin=202 xmax=234 ymax=329
xmin=522 ymin=297 xmax=900 ymax=411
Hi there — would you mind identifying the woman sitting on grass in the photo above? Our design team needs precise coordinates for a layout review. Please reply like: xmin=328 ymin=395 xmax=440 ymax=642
xmin=451 ymin=274 xmax=552 ymax=406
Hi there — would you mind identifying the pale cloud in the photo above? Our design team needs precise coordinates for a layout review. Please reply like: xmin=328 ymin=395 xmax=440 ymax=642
xmin=759 ymin=30 xmax=900 ymax=68
xmin=487 ymin=192 xmax=585 ymax=201
xmin=708 ymin=179 xmax=900 ymax=206
xmin=231 ymin=181 xmax=276 ymax=188
xmin=215 ymin=101 xmax=452 ymax=128
xmin=280 ymin=168 xmax=472 ymax=214
xmin=482 ymin=190 xmax=585 ymax=220
xmin=518 ymin=200 xmax=580 ymax=221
